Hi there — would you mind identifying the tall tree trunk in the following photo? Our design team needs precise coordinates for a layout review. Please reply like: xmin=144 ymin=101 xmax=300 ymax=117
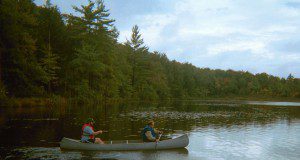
xmin=48 ymin=23 xmax=51 ymax=93
xmin=0 ymin=45 xmax=2 ymax=82
xmin=131 ymin=52 xmax=136 ymax=97
xmin=0 ymin=40 xmax=4 ymax=82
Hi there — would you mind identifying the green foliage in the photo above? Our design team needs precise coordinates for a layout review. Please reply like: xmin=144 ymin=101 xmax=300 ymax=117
xmin=126 ymin=25 xmax=148 ymax=51
xmin=125 ymin=25 xmax=150 ymax=98
xmin=0 ymin=0 xmax=48 ymax=97
xmin=0 ymin=81 xmax=7 ymax=101
xmin=67 ymin=43 xmax=104 ymax=100
xmin=40 ymin=46 xmax=60 ymax=91
xmin=0 ymin=0 xmax=299 ymax=103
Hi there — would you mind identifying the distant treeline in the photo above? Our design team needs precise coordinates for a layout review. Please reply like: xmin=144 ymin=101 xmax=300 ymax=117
xmin=0 ymin=0 xmax=299 ymax=103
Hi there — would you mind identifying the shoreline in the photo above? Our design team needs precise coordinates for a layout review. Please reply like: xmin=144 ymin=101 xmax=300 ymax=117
xmin=1 ymin=96 xmax=300 ymax=107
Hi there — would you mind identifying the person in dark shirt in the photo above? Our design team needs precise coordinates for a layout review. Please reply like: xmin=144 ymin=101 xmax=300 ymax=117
xmin=141 ymin=120 xmax=163 ymax=142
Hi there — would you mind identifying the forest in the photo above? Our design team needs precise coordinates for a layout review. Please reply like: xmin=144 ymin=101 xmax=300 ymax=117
xmin=0 ymin=0 xmax=299 ymax=104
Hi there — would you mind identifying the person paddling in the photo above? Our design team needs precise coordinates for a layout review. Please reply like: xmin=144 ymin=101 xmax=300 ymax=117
xmin=141 ymin=120 xmax=163 ymax=142
xmin=81 ymin=118 xmax=104 ymax=144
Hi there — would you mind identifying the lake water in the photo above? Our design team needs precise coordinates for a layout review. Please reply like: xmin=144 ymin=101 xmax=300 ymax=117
xmin=1 ymin=100 xmax=300 ymax=160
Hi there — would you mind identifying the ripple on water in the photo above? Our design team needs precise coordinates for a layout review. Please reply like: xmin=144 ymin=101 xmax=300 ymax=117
xmin=188 ymin=121 xmax=300 ymax=160
xmin=5 ymin=147 xmax=191 ymax=160
xmin=5 ymin=147 xmax=122 ymax=160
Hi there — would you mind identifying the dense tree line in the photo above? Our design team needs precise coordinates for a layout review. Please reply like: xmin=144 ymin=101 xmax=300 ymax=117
xmin=0 ymin=0 xmax=299 ymax=103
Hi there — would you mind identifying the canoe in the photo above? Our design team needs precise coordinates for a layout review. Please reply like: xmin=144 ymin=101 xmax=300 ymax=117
xmin=60 ymin=134 xmax=189 ymax=151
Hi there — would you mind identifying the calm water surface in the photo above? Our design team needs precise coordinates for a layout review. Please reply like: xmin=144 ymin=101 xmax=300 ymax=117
xmin=0 ymin=100 xmax=300 ymax=160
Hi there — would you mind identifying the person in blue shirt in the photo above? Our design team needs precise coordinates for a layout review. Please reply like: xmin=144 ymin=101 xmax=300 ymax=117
xmin=141 ymin=120 xmax=163 ymax=142
xmin=81 ymin=118 xmax=104 ymax=144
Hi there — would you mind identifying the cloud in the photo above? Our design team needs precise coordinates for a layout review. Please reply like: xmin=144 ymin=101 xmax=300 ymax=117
xmin=205 ymin=25 xmax=297 ymax=58
xmin=285 ymin=1 xmax=300 ymax=9
xmin=118 ymin=13 xmax=176 ymax=47
xmin=138 ymin=14 xmax=177 ymax=47
xmin=207 ymin=40 xmax=270 ymax=57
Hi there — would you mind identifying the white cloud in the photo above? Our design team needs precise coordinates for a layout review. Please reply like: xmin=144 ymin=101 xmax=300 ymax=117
xmin=174 ymin=0 xmax=231 ymax=13
xmin=118 ymin=30 xmax=131 ymax=43
xmin=278 ymin=6 xmax=300 ymax=17
xmin=207 ymin=40 xmax=270 ymax=57
xmin=119 ymin=13 xmax=176 ymax=47
xmin=280 ymin=53 xmax=300 ymax=61
xmin=205 ymin=25 xmax=297 ymax=58
xmin=139 ymin=14 xmax=176 ymax=47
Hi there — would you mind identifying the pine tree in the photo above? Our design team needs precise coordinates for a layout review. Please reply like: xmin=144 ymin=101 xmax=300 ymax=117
xmin=287 ymin=73 xmax=294 ymax=80
xmin=37 ymin=0 xmax=61 ymax=93
xmin=69 ymin=43 xmax=104 ymax=101
xmin=125 ymin=25 xmax=148 ymax=95
xmin=66 ymin=0 xmax=119 ymax=100
xmin=40 ymin=45 xmax=60 ymax=92
xmin=126 ymin=25 xmax=148 ymax=52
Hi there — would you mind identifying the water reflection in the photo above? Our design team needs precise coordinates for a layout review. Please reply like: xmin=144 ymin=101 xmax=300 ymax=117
xmin=1 ymin=100 xmax=300 ymax=159
xmin=189 ymin=121 xmax=300 ymax=160
xmin=5 ymin=147 xmax=189 ymax=160
xmin=247 ymin=101 xmax=300 ymax=106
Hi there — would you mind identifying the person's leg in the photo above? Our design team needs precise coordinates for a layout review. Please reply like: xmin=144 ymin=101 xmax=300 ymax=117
xmin=95 ymin=138 xmax=104 ymax=144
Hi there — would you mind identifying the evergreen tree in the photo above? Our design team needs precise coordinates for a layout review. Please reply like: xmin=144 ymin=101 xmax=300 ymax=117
xmin=66 ymin=0 xmax=118 ymax=100
xmin=40 ymin=46 xmax=60 ymax=92
xmin=125 ymin=25 xmax=149 ymax=98
xmin=69 ymin=43 xmax=104 ymax=101
xmin=37 ymin=0 xmax=62 ymax=93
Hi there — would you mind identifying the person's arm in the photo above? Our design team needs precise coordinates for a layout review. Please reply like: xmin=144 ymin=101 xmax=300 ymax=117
xmin=154 ymin=128 xmax=163 ymax=134
xmin=145 ymin=131 xmax=156 ymax=141
xmin=92 ymin=130 xmax=102 ymax=135
xmin=85 ymin=126 xmax=102 ymax=136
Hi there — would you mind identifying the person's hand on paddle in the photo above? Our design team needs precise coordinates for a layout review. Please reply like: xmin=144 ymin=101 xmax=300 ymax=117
xmin=155 ymin=138 xmax=159 ymax=142
xmin=158 ymin=131 xmax=163 ymax=134
xmin=96 ymin=130 xmax=103 ymax=134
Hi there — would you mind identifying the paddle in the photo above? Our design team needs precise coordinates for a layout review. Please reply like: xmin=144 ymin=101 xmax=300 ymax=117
xmin=96 ymin=130 xmax=108 ymax=134
xmin=155 ymin=133 xmax=162 ymax=150
xmin=94 ymin=130 xmax=108 ymax=138
xmin=95 ymin=130 xmax=108 ymax=137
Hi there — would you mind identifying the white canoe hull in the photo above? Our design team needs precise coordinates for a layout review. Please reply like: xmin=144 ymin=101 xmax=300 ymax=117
xmin=60 ymin=134 xmax=189 ymax=151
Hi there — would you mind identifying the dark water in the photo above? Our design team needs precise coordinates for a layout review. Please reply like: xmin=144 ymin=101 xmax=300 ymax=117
xmin=1 ymin=100 xmax=300 ymax=160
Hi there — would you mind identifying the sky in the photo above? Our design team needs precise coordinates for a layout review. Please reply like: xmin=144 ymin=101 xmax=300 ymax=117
xmin=34 ymin=0 xmax=300 ymax=78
